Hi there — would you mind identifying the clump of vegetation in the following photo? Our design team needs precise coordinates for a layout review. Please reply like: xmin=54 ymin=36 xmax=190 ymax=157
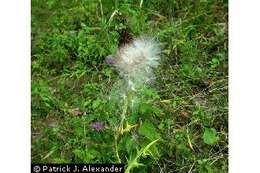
xmin=32 ymin=0 xmax=228 ymax=172
xmin=105 ymin=36 xmax=161 ymax=172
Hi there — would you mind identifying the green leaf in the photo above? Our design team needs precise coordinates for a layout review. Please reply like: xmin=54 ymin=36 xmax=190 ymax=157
xmin=203 ymin=128 xmax=219 ymax=145
xmin=124 ymin=136 xmax=137 ymax=154
xmin=73 ymin=148 xmax=99 ymax=162
xmin=104 ymin=68 xmax=112 ymax=77
xmin=73 ymin=149 xmax=85 ymax=161
xmin=92 ymin=98 xmax=102 ymax=109
xmin=142 ymin=87 xmax=160 ymax=99
xmin=139 ymin=103 xmax=153 ymax=115
xmin=125 ymin=139 xmax=159 ymax=173
xmin=138 ymin=121 xmax=161 ymax=141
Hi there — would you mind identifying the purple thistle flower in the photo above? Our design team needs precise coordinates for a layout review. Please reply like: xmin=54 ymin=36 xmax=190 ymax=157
xmin=90 ymin=121 xmax=105 ymax=131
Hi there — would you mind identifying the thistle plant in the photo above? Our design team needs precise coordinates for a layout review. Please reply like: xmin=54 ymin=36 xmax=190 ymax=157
xmin=106 ymin=36 xmax=161 ymax=168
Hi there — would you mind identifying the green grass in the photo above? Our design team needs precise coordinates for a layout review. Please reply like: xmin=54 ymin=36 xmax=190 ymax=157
xmin=31 ymin=0 xmax=228 ymax=172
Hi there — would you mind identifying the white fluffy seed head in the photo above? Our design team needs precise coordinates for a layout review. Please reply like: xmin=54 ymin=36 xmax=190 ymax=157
xmin=113 ymin=36 xmax=161 ymax=89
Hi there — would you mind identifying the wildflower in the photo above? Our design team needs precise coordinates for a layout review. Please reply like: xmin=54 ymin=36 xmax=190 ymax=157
xmin=90 ymin=121 xmax=105 ymax=131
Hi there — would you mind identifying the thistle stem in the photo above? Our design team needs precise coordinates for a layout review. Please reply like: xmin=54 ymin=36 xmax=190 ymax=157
xmin=119 ymin=94 xmax=128 ymax=130
xmin=114 ymin=135 xmax=121 ymax=163
xmin=114 ymin=91 xmax=129 ymax=163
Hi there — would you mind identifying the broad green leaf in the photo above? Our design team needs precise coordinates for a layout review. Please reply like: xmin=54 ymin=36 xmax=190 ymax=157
xmin=203 ymin=128 xmax=219 ymax=145
xmin=138 ymin=121 xmax=161 ymax=141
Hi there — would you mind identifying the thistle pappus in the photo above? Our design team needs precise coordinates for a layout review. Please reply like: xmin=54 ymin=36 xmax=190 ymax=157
xmin=106 ymin=36 xmax=161 ymax=90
